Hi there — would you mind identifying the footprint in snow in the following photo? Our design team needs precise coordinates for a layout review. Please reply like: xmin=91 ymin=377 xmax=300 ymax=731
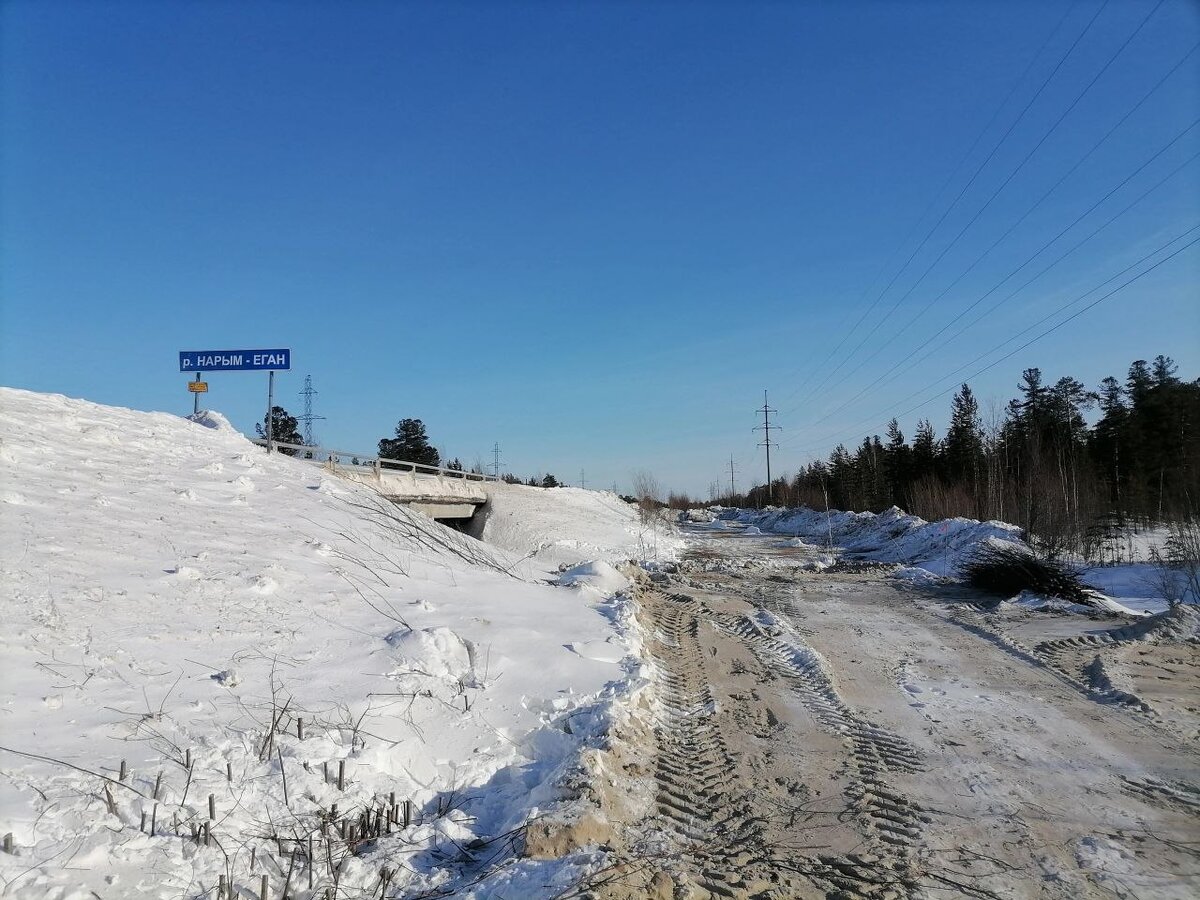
xmin=175 ymin=488 xmax=199 ymax=502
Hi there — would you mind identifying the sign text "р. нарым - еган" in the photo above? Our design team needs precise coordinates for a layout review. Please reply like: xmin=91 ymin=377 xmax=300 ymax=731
xmin=178 ymin=350 xmax=290 ymax=372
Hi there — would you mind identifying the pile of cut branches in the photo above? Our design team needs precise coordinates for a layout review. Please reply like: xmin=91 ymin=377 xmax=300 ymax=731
xmin=961 ymin=541 xmax=1090 ymax=601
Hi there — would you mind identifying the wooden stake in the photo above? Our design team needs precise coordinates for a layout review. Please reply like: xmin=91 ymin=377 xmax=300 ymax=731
xmin=322 ymin=761 xmax=328 ymax=784
xmin=259 ymin=874 xmax=268 ymax=900
xmin=403 ymin=799 xmax=411 ymax=828
xmin=153 ymin=770 xmax=163 ymax=800
xmin=3 ymin=833 xmax=12 ymax=854
xmin=119 ymin=759 xmax=127 ymax=782
xmin=296 ymin=717 xmax=304 ymax=740
xmin=140 ymin=811 xmax=146 ymax=832
xmin=219 ymin=874 xmax=226 ymax=899
xmin=227 ymin=761 xmax=233 ymax=783
xmin=185 ymin=749 xmax=192 ymax=770
xmin=337 ymin=760 xmax=345 ymax=791
xmin=209 ymin=794 xmax=216 ymax=820
xmin=151 ymin=804 xmax=157 ymax=835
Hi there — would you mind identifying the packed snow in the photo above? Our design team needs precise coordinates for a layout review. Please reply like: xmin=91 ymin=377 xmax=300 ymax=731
xmin=0 ymin=388 xmax=654 ymax=899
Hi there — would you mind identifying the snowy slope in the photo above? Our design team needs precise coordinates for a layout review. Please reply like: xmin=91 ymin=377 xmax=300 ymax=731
xmin=0 ymin=388 xmax=643 ymax=899
xmin=473 ymin=483 xmax=681 ymax=571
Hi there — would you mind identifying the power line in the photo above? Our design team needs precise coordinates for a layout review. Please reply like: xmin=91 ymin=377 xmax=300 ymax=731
xmin=787 ymin=223 xmax=1200 ymax=458
xmin=794 ymin=0 xmax=1115 ymax=409
xmin=886 ymin=228 xmax=1200 ymax=424
xmin=775 ymin=0 xmax=1083 ymax=409
xmin=801 ymin=0 xmax=1168 ymax=412
xmin=791 ymin=35 xmax=1197 ymax=428
xmin=798 ymin=123 xmax=1200 ymax=435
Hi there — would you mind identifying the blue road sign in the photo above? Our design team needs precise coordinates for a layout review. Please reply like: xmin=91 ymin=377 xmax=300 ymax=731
xmin=179 ymin=349 xmax=290 ymax=372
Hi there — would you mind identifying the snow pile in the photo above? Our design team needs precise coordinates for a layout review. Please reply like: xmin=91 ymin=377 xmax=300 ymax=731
xmin=1106 ymin=603 xmax=1200 ymax=643
xmin=712 ymin=504 xmax=1177 ymax=614
xmin=556 ymin=560 xmax=631 ymax=596
xmin=726 ymin=505 xmax=1023 ymax=577
xmin=472 ymin=483 xmax=682 ymax=571
xmin=0 ymin=388 xmax=644 ymax=898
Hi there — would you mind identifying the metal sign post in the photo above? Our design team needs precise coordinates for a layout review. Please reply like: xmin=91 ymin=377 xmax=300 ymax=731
xmin=178 ymin=349 xmax=291 ymax=451
xmin=266 ymin=370 xmax=275 ymax=453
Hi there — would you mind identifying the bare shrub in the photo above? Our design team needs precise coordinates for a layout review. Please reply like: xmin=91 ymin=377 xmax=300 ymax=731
xmin=631 ymin=471 xmax=668 ymax=560
xmin=907 ymin=476 xmax=974 ymax=523
xmin=1150 ymin=515 xmax=1200 ymax=606
xmin=631 ymin=471 xmax=662 ymax=526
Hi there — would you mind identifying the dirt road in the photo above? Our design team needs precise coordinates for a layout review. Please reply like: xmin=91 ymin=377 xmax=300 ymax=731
xmin=584 ymin=527 xmax=1200 ymax=899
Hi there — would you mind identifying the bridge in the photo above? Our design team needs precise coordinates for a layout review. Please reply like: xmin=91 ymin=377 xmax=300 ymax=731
xmin=254 ymin=439 xmax=496 ymax=520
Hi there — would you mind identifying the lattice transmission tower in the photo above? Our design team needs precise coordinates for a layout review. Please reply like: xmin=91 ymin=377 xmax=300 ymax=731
xmin=298 ymin=375 xmax=325 ymax=446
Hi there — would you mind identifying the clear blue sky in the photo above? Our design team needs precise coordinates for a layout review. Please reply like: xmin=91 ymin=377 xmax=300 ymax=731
xmin=3 ymin=0 xmax=1197 ymax=496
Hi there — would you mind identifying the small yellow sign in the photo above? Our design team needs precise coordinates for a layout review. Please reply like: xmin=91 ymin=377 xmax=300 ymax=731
xmin=188 ymin=381 xmax=209 ymax=393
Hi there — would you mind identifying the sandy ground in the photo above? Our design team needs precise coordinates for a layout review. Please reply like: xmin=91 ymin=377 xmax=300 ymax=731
xmin=580 ymin=526 xmax=1200 ymax=899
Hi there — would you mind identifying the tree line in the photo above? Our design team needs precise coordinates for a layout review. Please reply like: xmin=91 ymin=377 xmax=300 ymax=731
xmin=720 ymin=355 xmax=1198 ymax=551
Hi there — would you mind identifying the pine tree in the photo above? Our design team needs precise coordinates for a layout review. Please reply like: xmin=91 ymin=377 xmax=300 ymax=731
xmin=911 ymin=419 xmax=938 ymax=483
xmin=885 ymin=419 xmax=911 ymax=508
xmin=256 ymin=406 xmax=303 ymax=455
xmin=1091 ymin=376 xmax=1128 ymax=507
xmin=944 ymin=384 xmax=984 ymax=493
xmin=378 ymin=419 xmax=441 ymax=466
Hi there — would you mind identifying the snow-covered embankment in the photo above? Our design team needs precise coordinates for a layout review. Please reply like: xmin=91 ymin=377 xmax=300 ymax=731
xmin=0 ymin=388 xmax=649 ymax=898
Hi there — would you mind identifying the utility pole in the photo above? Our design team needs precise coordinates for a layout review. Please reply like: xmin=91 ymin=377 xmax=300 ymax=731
xmin=729 ymin=454 xmax=737 ymax=499
xmin=298 ymin=375 xmax=325 ymax=446
xmin=579 ymin=469 xmax=586 ymax=489
xmin=753 ymin=390 xmax=780 ymax=507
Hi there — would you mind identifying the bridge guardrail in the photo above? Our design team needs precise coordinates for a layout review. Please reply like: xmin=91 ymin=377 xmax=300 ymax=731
xmin=250 ymin=439 xmax=499 ymax=482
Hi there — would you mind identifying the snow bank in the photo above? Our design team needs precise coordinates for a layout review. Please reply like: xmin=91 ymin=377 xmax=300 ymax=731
xmin=715 ymin=504 xmax=1174 ymax=614
xmin=0 ymin=388 xmax=640 ymax=898
xmin=727 ymin=505 xmax=1022 ymax=577
xmin=473 ymin=482 xmax=681 ymax=571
